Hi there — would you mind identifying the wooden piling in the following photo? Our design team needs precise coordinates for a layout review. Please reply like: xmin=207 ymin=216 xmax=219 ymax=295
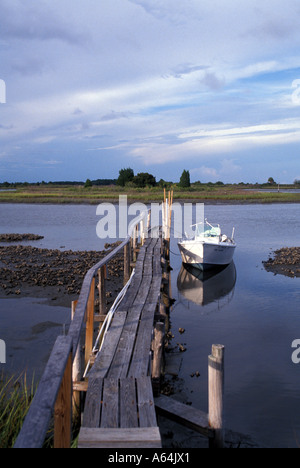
xmin=208 ymin=344 xmax=225 ymax=448
xmin=152 ymin=321 xmax=165 ymax=395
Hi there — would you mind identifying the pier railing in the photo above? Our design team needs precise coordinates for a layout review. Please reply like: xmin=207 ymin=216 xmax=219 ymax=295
xmin=14 ymin=209 xmax=152 ymax=449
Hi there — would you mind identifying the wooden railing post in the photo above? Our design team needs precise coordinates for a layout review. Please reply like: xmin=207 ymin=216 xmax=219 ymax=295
xmin=208 ymin=344 xmax=225 ymax=448
xmin=124 ymin=242 xmax=131 ymax=285
xmin=71 ymin=300 xmax=81 ymax=420
xmin=54 ymin=351 xmax=73 ymax=448
xmin=84 ymin=278 xmax=95 ymax=368
xmin=98 ymin=265 xmax=107 ymax=317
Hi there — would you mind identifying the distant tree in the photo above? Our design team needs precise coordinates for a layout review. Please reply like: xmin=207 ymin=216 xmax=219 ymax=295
xmin=158 ymin=178 xmax=173 ymax=188
xmin=294 ymin=179 xmax=300 ymax=186
xmin=133 ymin=172 xmax=156 ymax=188
xmin=117 ymin=168 xmax=134 ymax=187
xmin=268 ymin=177 xmax=276 ymax=185
xmin=84 ymin=178 xmax=92 ymax=188
xmin=179 ymin=170 xmax=191 ymax=188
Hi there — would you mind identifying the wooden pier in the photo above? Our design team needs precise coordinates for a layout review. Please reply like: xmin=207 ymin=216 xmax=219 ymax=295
xmin=14 ymin=196 xmax=225 ymax=449
xmin=79 ymin=235 xmax=163 ymax=448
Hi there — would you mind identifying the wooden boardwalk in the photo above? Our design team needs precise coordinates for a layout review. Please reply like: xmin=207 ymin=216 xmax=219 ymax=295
xmin=15 ymin=196 xmax=225 ymax=449
xmin=79 ymin=237 xmax=163 ymax=448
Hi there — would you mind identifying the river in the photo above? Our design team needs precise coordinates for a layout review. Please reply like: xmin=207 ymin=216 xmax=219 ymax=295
xmin=0 ymin=202 xmax=300 ymax=447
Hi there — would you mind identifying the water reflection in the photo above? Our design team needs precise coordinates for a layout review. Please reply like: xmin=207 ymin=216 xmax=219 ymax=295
xmin=177 ymin=262 xmax=237 ymax=307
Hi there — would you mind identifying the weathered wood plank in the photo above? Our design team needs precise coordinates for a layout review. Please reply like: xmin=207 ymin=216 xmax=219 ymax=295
xmin=155 ymin=394 xmax=215 ymax=438
xmin=120 ymin=378 xmax=138 ymax=428
xmin=101 ymin=378 xmax=119 ymax=428
xmin=82 ymin=376 xmax=104 ymax=428
xmin=78 ymin=427 xmax=162 ymax=449
xmin=136 ymin=377 xmax=157 ymax=428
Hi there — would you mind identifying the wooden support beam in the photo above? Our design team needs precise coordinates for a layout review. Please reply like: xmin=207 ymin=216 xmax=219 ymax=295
xmin=155 ymin=394 xmax=215 ymax=439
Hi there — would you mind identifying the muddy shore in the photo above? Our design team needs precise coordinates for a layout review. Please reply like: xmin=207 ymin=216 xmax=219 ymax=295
xmin=263 ymin=247 xmax=300 ymax=278
xmin=0 ymin=241 xmax=124 ymax=307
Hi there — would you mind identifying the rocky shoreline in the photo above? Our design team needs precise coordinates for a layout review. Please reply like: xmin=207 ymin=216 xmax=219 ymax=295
xmin=0 ymin=233 xmax=44 ymax=242
xmin=0 ymin=241 xmax=124 ymax=307
xmin=263 ymin=247 xmax=300 ymax=278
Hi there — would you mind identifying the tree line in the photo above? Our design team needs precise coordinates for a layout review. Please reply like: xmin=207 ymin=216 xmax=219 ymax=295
xmin=1 ymin=171 xmax=299 ymax=189
xmin=116 ymin=168 xmax=191 ymax=188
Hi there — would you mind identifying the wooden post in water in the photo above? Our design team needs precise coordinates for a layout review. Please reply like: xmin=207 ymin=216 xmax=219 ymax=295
xmin=152 ymin=321 xmax=165 ymax=395
xmin=208 ymin=344 xmax=225 ymax=449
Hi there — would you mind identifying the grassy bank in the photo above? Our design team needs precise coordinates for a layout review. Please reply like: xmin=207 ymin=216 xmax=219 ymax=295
xmin=0 ymin=184 xmax=300 ymax=204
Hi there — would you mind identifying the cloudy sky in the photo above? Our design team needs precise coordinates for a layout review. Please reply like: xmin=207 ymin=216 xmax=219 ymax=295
xmin=1 ymin=0 xmax=300 ymax=183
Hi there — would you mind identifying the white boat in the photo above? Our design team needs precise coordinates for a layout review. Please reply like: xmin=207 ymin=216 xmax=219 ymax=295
xmin=178 ymin=220 xmax=236 ymax=270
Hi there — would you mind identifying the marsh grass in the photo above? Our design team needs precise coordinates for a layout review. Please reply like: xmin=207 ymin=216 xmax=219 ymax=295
xmin=0 ymin=372 xmax=36 ymax=448
xmin=0 ymin=184 xmax=299 ymax=205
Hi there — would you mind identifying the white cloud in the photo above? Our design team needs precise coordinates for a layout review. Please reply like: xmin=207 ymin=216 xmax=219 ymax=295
xmin=1 ymin=0 xmax=300 ymax=182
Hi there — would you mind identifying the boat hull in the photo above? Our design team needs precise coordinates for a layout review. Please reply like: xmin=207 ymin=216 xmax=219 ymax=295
xmin=178 ymin=239 xmax=236 ymax=270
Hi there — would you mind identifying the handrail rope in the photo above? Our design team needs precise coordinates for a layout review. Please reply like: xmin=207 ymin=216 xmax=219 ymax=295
xmin=82 ymin=268 xmax=136 ymax=378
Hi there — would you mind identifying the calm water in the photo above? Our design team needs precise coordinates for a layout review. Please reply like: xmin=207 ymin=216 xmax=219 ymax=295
xmin=0 ymin=202 xmax=300 ymax=447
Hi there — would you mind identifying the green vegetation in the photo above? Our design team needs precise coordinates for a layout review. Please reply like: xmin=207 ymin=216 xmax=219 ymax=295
xmin=179 ymin=170 xmax=191 ymax=188
xmin=117 ymin=168 xmax=134 ymax=187
xmin=0 ymin=182 xmax=299 ymax=204
xmin=0 ymin=373 xmax=36 ymax=448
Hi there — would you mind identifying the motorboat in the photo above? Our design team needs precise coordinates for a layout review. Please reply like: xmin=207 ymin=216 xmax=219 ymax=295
xmin=178 ymin=219 xmax=236 ymax=270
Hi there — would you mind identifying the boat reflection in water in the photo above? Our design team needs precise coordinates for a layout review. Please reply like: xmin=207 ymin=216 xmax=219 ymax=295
xmin=177 ymin=262 xmax=237 ymax=308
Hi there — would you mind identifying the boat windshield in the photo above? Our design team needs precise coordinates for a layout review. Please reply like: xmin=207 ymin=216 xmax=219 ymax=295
xmin=195 ymin=223 xmax=221 ymax=238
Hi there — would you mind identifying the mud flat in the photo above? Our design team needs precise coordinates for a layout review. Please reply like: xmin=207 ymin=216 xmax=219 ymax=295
xmin=0 ymin=241 xmax=124 ymax=307
xmin=0 ymin=233 xmax=44 ymax=242
xmin=263 ymin=247 xmax=300 ymax=278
